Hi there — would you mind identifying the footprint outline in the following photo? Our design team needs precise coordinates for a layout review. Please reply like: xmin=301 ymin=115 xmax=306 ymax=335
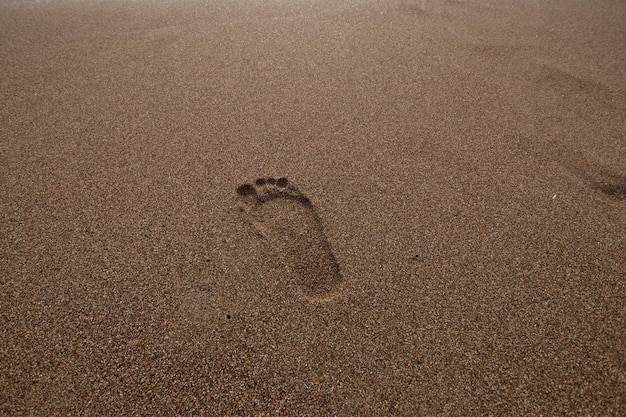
xmin=236 ymin=177 xmax=343 ymax=301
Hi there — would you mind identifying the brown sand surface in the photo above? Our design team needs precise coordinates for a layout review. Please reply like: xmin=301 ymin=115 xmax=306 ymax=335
xmin=1 ymin=0 xmax=625 ymax=415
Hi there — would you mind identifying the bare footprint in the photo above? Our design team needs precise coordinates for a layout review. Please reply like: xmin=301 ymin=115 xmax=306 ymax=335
xmin=236 ymin=177 xmax=343 ymax=301
xmin=566 ymin=160 xmax=626 ymax=201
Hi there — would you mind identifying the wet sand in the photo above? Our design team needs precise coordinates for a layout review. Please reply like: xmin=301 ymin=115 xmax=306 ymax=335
xmin=1 ymin=0 xmax=625 ymax=415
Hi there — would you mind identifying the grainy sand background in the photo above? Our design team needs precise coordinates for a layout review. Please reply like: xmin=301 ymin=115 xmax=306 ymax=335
xmin=1 ymin=0 xmax=625 ymax=415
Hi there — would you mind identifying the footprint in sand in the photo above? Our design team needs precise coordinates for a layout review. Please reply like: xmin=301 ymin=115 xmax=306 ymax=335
xmin=568 ymin=163 xmax=626 ymax=200
xmin=236 ymin=177 xmax=343 ymax=300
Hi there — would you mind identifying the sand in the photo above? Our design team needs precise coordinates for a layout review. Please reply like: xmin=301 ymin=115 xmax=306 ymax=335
xmin=1 ymin=0 xmax=624 ymax=415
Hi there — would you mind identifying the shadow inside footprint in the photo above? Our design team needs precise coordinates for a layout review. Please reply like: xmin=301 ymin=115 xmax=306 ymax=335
xmin=562 ymin=155 xmax=626 ymax=201
xmin=236 ymin=177 xmax=343 ymax=300
xmin=579 ymin=166 xmax=626 ymax=200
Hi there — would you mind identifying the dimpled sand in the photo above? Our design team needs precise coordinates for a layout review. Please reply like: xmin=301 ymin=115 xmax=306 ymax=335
xmin=1 ymin=0 xmax=625 ymax=415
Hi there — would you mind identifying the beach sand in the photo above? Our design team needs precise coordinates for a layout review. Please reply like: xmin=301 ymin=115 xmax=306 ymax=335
xmin=1 ymin=0 xmax=624 ymax=414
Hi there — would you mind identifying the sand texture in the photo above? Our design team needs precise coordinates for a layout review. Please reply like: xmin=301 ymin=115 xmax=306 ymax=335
xmin=1 ymin=0 xmax=625 ymax=415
